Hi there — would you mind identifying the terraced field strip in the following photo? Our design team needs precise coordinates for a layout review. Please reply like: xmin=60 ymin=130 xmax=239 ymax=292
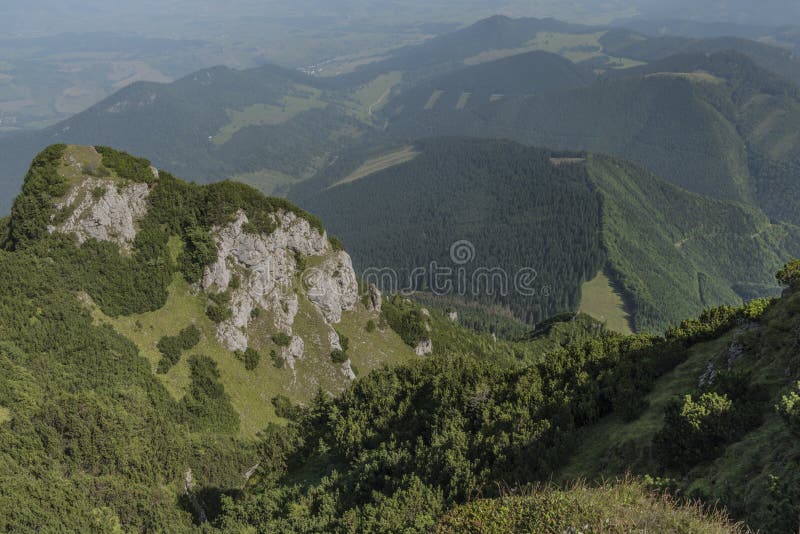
xmin=455 ymin=92 xmax=472 ymax=110
xmin=424 ymin=90 xmax=444 ymax=110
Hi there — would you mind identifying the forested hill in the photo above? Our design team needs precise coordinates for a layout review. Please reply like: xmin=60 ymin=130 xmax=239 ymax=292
xmin=0 ymin=63 xmax=373 ymax=213
xmin=376 ymin=50 xmax=594 ymax=115
xmin=2 ymin=15 xmax=800 ymax=215
xmin=217 ymin=265 xmax=800 ymax=533
xmin=383 ymin=50 xmax=800 ymax=226
xmin=1 ymin=144 xmax=799 ymax=532
xmin=292 ymin=138 xmax=800 ymax=332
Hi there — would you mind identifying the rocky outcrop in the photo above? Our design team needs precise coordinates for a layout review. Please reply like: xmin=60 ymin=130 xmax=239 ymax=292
xmin=341 ymin=359 xmax=356 ymax=380
xmin=305 ymin=252 xmax=359 ymax=324
xmin=414 ymin=338 xmax=433 ymax=356
xmin=50 ymin=178 xmax=149 ymax=249
xmin=203 ymin=210 xmax=358 ymax=356
xmin=282 ymin=336 xmax=305 ymax=371
xmin=368 ymin=284 xmax=382 ymax=312
xmin=328 ymin=329 xmax=343 ymax=351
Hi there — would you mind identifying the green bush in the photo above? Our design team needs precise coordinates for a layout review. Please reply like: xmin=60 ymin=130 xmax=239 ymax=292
xmin=7 ymin=144 xmax=68 ymax=249
xmin=156 ymin=325 xmax=201 ymax=373
xmin=776 ymin=382 xmax=800 ymax=433
xmin=336 ymin=330 xmax=349 ymax=351
xmin=95 ymin=146 xmax=155 ymax=184
xmin=382 ymin=297 xmax=428 ymax=347
xmin=181 ymin=355 xmax=239 ymax=433
xmin=330 ymin=349 xmax=347 ymax=364
xmin=654 ymin=393 xmax=739 ymax=468
xmin=271 ymin=333 xmax=292 ymax=347
xmin=179 ymin=226 xmax=218 ymax=284
xmin=271 ymin=395 xmax=302 ymax=420
xmin=235 ymin=348 xmax=261 ymax=371
xmin=366 ymin=319 xmax=376 ymax=333
xmin=269 ymin=349 xmax=283 ymax=369
xmin=777 ymin=259 xmax=800 ymax=290
xmin=206 ymin=305 xmax=232 ymax=323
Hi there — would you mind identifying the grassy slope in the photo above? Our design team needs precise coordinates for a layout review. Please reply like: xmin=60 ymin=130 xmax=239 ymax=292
xmin=559 ymin=288 xmax=800 ymax=531
xmin=92 ymin=274 xmax=416 ymax=438
xmin=579 ymin=271 xmax=633 ymax=334
xmin=437 ymin=479 xmax=744 ymax=534
xmin=588 ymin=154 xmax=800 ymax=332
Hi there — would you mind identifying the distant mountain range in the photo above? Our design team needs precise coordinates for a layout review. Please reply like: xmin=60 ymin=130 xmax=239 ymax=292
xmin=1 ymin=14 xmax=799 ymax=331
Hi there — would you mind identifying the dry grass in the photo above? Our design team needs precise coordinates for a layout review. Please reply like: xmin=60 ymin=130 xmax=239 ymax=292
xmin=436 ymin=477 xmax=749 ymax=534
xmin=0 ymin=406 xmax=10 ymax=425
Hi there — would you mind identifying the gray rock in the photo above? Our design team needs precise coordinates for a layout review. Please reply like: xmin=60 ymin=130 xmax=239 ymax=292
xmin=368 ymin=284 xmax=382 ymax=312
xmin=281 ymin=336 xmax=304 ymax=371
xmin=305 ymin=252 xmax=359 ymax=324
xmin=50 ymin=178 xmax=149 ymax=249
xmin=203 ymin=210 xmax=329 ymax=351
xmin=414 ymin=338 xmax=433 ymax=356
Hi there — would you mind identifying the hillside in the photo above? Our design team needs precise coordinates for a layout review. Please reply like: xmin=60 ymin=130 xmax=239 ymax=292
xmin=293 ymin=138 xmax=800 ymax=332
xmin=383 ymin=51 xmax=800 ymax=226
xmin=557 ymin=271 xmax=800 ymax=534
xmin=213 ymin=267 xmax=800 ymax=533
xmin=2 ymin=146 xmax=799 ymax=531
xmin=3 ymin=16 xmax=800 ymax=215
xmin=0 ymin=143 xmax=621 ymax=531
xmin=378 ymin=50 xmax=594 ymax=115
xmin=0 ymin=64 xmax=374 ymax=213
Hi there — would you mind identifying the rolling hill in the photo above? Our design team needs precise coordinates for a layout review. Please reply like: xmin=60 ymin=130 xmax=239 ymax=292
xmin=3 ymin=15 xmax=800 ymax=216
xmin=383 ymin=50 xmax=800 ymax=226
xmin=293 ymin=138 xmax=800 ymax=332
xmin=0 ymin=64 xmax=375 ymax=213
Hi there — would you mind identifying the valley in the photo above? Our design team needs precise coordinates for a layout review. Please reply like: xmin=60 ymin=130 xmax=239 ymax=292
xmin=1 ymin=8 xmax=800 ymax=532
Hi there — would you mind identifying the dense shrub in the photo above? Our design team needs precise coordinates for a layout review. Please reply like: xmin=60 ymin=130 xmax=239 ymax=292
xmin=654 ymin=393 xmax=740 ymax=468
xmin=776 ymin=382 xmax=800 ymax=434
xmin=382 ymin=297 xmax=428 ymax=347
xmin=235 ymin=348 xmax=261 ymax=371
xmin=271 ymin=395 xmax=302 ymax=420
xmin=95 ymin=146 xmax=156 ymax=184
xmin=181 ymin=355 xmax=239 ymax=433
xmin=156 ymin=325 xmax=201 ymax=373
xmin=271 ymin=333 xmax=292 ymax=347
xmin=330 ymin=349 xmax=347 ymax=364
xmin=206 ymin=305 xmax=232 ymax=324
xmin=6 ymin=144 xmax=67 ymax=249
xmin=777 ymin=260 xmax=800 ymax=290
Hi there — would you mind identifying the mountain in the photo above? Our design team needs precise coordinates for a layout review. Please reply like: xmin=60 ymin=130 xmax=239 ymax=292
xmin=2 ymin=145 xmax=799 ymax=532
xmin=215 ymin=268 xmax=800 ymax=533
xmin=2 ymin=16 xmax=800 ymax=216
xmin=376 ymin=50 xmax=594 ymax=115
xmin=382 ymin=50 xmax=800 ymax=226
xmin=0 ymin=64 xmax=373 ymax=213
xmin=292 ymin=137 xmax=800 ymax=332
xmin=618 ymin=18 xmax=800 ymax=54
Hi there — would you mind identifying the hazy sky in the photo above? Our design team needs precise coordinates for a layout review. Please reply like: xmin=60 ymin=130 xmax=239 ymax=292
xmin=4 ymin=1 xmax=797 ymax=39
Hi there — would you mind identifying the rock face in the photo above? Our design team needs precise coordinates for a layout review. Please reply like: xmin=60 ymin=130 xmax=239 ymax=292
xmin=50 ymin=178 xmax=150 ymax=249
xmin=368 ymin=284 xmax=382 ymax=312
xmin=414 ymin=338 xmax=433 ymax=356
xmin=305 ymin=252 xmax=359 ymax=324
xmin=282 ymin=336 xmax=305 ymax=371
xmin=202 ymin=210 xmax=359 ymax=363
